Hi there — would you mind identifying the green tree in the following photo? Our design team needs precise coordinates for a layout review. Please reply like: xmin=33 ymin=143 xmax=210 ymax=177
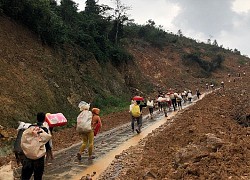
xmin=110 ymin=0 xmax=131 ymax=45
xmin=85 ymin=0 xmax=100 ymax=15
xmin=212 ymin=40 xmax=218 ymax=46
xmin=146 ymin=19 xmax=155 ymax=27
xmin=59 ymin=0 xmax=78 ymax=26
xmin=177 ymin=29 xmax=183 ymax=37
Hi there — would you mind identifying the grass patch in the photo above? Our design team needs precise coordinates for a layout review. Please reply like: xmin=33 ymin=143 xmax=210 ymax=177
xmin=92 ymin=95 xmax=130 ymax=116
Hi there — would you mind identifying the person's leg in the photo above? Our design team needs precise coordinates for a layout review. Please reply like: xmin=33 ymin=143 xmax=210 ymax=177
xmin=79 ymin=133 xmax=88 ymax=153
xmin=33 ymin=156 xmax=45 ymax=180
xmin=77 ymin=133 xmax=88 ymax=160
xmin=46 ymin=149 xmax=53 ymax=164
xmin=149 ymin=107 xmax=153 ymax=116
xmin=137 ymin=116 xmax=142 ymax=133
xmin=172 ymin=99 xmax=176 ymax=111
xmin=131 ymin=117 xmax=135 ymax=132
xmin=167 ymin=101 xmax=171 ymax=111
xmin=178 ymin=102 xmax=181 ymax=110
xmin=87 ymin=131 xmax=95 ymax=159
xmin=21 ymin=157 xmax=34 ymax=180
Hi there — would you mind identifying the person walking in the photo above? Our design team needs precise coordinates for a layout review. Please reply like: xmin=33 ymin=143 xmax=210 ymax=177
xmin=76 ymin=101 xmax=95 ymax=160
xmin=157 ymin=94 xmax=163 ymax=111
xmin=176 ymin=93 xmax=183 ymax=110
xmin=21 ymin=112 xmax=52 ymax=180
xmin=187 ymin=90 xmax=192 ymax=102
xmin=91 ymin=108 xmax=102 ymax=136
xmin=131 ymin=100 xmax=147 ymax=134
xmin=196 ymin=89 xmax=201 ymax=99
xmin=206 ymin=83 xmax=209 ymax=91
xmin=165 ymin=93 xmax=172 ymax=111
xmin=170 ymin=91 xmax=177 ymax=111
xmin=221 ymin=81 xmax=225 ymax=90
xmin=147 ymin=97 xmax=154 ymax=119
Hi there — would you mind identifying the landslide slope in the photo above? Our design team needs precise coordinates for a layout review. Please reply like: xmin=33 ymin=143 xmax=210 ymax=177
xmin=0 ymin=16 xmax=139 ymax=127
xmin=0 ymin=15 xmax=249 ymax=127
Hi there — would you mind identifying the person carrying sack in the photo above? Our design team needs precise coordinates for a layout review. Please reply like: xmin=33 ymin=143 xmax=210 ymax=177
xmin=76 ymin=101 xmax=95 ymax=160
xmin=21 ymin=112 xmax=52 ymax=180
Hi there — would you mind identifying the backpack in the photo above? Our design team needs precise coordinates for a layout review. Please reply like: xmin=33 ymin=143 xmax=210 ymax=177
xmin=76 ymin=110 xmax=92 ymax=133
xmin=131 ymin=104 xmax=141 ymax=117
xmin=21 ymin=126 xmax=51 ymax=160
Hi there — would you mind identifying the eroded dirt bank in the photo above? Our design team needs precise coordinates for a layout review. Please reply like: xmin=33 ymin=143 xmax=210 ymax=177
xmin=98 ymin=74 xmax=250 ymax=180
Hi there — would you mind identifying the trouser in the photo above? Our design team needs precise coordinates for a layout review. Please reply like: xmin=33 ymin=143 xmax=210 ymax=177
xmin=21 ymin=156 xmax=45 ymax=180
xmin=158 ymin=102 xmax=163 ymax=111
xmin=177 ymin=101 xmax=182 ymax=109
xmin=171 ymin=99 xmax=177 ymax=111
xmin=131 ymin=115 xmax=142 ymax=131
xmin=79 ymin=131 xmax=94 ymax=157
xmin=149 ymin=107 xmax=153 ymax=115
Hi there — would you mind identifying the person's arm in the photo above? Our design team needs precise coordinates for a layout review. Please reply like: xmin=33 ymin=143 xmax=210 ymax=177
xmin=92 ymin=116 xmax=101 ymax=128
xmin=92 ymin=115 xmax=102 ymax=136
xmin=97 ymin=116 xmax=102 ymax=127
xmin=142 ymin=102 xmax=147 ymax=107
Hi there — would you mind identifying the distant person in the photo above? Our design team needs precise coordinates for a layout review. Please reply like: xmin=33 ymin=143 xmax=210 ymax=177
xmin=187 ymin=90 xmax=192 ymax=102
xmin=169 ymin=91 xmax=177 ymax=111
xmin=165 ymin=93 xmax=172 ymax=111
xmin=206 ymin=83 xmax=209 ymax=91
xmin=131 ymin=100 xmax=147 ymax=134
xmin=157 ymin=94 xmax=163 ymax=111
xmin=210 ymin=84 xmax=214 ymax=90
xmin=221 ymin=81 xmax=225 ymax=89
xmin=147 ymin=97 xmax=154 ymax=119
xmin=21 ymin=112 xmax=52 ymax=180
xmin=196 ymin=89 xmax=201 ymax=99
xmin=176 ymin=93 xmax=183 ymax=110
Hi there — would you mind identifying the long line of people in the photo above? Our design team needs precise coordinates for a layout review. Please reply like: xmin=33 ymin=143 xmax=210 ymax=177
xmin=129 ymin=89 xmax=196 ymax=135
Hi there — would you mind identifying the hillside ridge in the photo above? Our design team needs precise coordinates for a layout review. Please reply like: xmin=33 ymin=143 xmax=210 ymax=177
xmin=0 ymin=15 xmax=249 ymax=128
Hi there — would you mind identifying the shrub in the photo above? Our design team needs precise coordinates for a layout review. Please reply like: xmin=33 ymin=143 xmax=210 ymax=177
xmin=109 ymin=46 xmax=133 ymax=66
xmin=182 ymin=53 xmax=224 ymax=74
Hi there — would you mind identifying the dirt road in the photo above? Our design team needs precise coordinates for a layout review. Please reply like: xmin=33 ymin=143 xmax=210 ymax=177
xmin=12 ymin=95 xmax=203 ymax=180
xmin=43 ymin=96 xmax=199 ymax=180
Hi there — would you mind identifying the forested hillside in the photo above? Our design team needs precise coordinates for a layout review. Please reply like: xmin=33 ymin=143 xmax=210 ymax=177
xmin=0 ymin=0 xmax=249 ymax=128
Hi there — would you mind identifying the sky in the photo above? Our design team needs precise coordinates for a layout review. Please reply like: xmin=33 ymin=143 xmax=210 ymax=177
xmin=71 ymin=0 xmax=250 ymax=57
